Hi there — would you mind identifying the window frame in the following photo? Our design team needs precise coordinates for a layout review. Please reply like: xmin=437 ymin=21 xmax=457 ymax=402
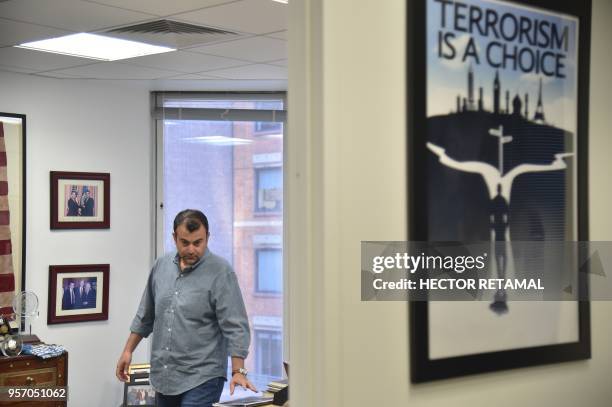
xmin=152 ymin=90 xmax=289 ymax=371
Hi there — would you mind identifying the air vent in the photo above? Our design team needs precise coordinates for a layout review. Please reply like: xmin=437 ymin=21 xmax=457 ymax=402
xmin=101 ymin=20 xmax=240 ymax=49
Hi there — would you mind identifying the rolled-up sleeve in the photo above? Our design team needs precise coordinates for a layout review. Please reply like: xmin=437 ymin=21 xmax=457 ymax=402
xmin=130 ymin=268 xmax=156 ymax=338
xmin=212 ymin=269 xmax=250 ymax=358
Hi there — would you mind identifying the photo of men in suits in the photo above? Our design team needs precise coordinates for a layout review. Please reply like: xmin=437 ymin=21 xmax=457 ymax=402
xmin=61 ymin=278 xmax=97 ymax=310
xmin=63 ymin=184 xmax=97 ymax=217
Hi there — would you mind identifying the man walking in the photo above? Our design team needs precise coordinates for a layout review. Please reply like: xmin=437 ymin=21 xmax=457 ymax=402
xmin=116 ymin=209 xmax=256 ymax=406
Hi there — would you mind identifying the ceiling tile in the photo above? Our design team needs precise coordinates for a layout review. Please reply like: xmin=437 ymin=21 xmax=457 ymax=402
xmin=174 ymin=0 xmax=288 ymax=35
xmin=163 ymin=73 xmax=224 ymax=80
xmin=264 ymin=30 xmax=287 ymax=40
xmin=189 ymin=36 xmax=286 ymax=63
xmin=0 ymin=63 xmax=38 ymax=74
xmin=266 ymin=59 xmax=287 ymax=67
xmin=82 ymin=0 xmax=236 ymax=17
xmin=49 ymin=62 xmax=179 ymax=79
xmin=122 ymin=50 xmax=246 ymax=73
xmin=0 ymin=47 xmax=94 ymax=72
xmin=201 ymin=63 xmax=286 ymax=80
xmin=0 ymin=18 xmax=72 ymax=47
xmin=0 ymin=0 xmax=155 ymax=32
xmin=35 ymin=71 xmax=87 ymax=79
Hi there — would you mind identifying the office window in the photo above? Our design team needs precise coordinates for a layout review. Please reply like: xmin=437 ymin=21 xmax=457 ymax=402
xmin=256 ymin=167 xmax=283 ymax=213
xmin=254 ymin=101 xmax=283 ymax=134
xmin=256 ymin=249 xmax=282 ymax=293
xmin=155 ymin=93 xmax=285 ymax=394
xmin=255 ymin=329 xmax=283 ymax=378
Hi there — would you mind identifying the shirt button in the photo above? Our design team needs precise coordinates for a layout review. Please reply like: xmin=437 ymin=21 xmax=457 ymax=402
xmin=168 ymin=328 xmax=171 ymax=332
xmin=175 ymin=291 xmax=178 ymax=295
xmin=170 ymin=309 xmax=174 ymax=313
xmin=166 ymin=347 xmax=169 ymax=350
xmin=164 ymin=365 xmax=167 ymax=369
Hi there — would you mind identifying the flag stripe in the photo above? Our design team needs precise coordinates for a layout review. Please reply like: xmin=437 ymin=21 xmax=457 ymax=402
xmin=0 ymin=181 xmax=7 ymax=196
xmin=0 ymin=307 xmax=13 ymax=316
xmin=0 ymin=254 xmax=13 ymax=274
xmin=0 ymin=153 xmax=5 ymax=167
xmin=0 ymin=226 xmax=9 ymax=240
xmin=0 ymin=240 xmax=11 ymax=256
xmin=0 ymin=274 xmax=14 ymax=292
xmin=0 ymin=211 xmax=8 ymax=225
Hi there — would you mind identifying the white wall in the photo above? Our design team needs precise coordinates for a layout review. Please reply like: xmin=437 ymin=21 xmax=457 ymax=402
xmin=0 ymin=72 xmax=154 ymax=407
xmin=288 ymin=0 xmax=612 ymax=406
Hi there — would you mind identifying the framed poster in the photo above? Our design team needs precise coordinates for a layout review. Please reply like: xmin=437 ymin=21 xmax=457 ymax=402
xmin=50 ymin=171 xmax=110 ymax=229
xmin=408 ymin=0 xmax=591 ymax=381
xmin=48 ymin=264 xmax=109 ymax=324
xmin=0 ymin=113 xmax=26 ymax=316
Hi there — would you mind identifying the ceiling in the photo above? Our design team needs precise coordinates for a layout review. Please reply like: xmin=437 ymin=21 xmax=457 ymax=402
xmin=0 ymin=0 xmax=288 ymax=85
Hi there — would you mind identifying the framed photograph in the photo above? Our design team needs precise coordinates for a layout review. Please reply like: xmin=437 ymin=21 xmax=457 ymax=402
xmin=124 ymin=364 xmax=155 ymax=407
xmin=408 ymin=0 xmax=591 ymax=381
xmin=48 ymin=264 xmax=109 ymax=324
xmin=50 ymin=171 xmax=110 ymax=229
xmin=0 ymin=113 xmax=26 ymax=315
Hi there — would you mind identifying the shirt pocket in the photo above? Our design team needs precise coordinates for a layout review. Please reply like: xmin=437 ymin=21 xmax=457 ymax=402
xmin=179 ymin=290 xmax=213 ymax=322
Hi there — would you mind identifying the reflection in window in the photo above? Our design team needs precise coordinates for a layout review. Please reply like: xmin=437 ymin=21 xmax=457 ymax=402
xmin=257 ymin=249 xmax=282 ymax=293
xmin=256 ymin=167 xmax=283 ymax=213
xmin=255 ymin=329 xmax=283 ymax=378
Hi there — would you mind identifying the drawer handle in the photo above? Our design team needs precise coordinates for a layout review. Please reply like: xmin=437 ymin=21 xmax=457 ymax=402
xmin=25 ymin=376 xmax=35 ymax=386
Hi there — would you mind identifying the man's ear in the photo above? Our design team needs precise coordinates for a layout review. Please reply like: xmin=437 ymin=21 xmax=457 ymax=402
xmin=172 ymin=232 xmax=177 ymax=242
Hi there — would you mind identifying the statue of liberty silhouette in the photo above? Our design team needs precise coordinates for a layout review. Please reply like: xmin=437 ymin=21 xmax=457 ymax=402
xmin=427 ymin=125 xmax=573 ymax=314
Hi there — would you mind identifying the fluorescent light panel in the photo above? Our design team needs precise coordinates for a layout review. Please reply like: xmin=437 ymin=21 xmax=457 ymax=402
xmin=272 ymin=0 xmax=288 ymax=4
xmin=16 ymin=33 xmax=175 ymax=61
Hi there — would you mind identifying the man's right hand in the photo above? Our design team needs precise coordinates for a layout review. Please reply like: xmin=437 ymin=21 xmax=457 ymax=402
xmin=116 ymin=351 xmax=132 ymax=382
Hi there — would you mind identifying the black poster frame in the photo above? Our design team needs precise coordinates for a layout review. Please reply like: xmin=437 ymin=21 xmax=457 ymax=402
xmin=407 ymin=0 xmax=592 ymax=382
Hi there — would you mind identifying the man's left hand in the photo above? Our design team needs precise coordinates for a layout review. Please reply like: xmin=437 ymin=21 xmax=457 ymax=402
xmin=229 ymin=373 xmax=258 ymax=395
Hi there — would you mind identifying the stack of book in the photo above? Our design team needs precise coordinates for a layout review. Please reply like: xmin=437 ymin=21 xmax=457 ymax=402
xmin=212 ymin=396 xmax=273 ymax=407
xmin=266 ymin=379 xmax=288 ymax=394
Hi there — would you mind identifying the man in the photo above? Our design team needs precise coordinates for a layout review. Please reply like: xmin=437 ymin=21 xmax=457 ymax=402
xmin=76 ymin=279 xmax=86 ymax=308
xmin=66 ymin=190 xmax=80 ymax=216
xmin=80 ymin=187 xmax=95 ymax=216
xmin=61 ymin=281 xmax=76 ymax=310
xmin=116 ymin=209 xmax=256 ymax=407
xmin=82 ymin=281 xmax=96 ymax=308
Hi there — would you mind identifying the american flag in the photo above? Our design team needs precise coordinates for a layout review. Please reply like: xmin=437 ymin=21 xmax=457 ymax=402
xmin=0 ymin=122 xmax=16 ymax=315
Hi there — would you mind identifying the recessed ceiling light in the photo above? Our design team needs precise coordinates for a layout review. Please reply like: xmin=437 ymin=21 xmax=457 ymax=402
xmin=15 ymin=33 xmax=175 ymax=61
xmin=272 ymin=0 xmax=288 ymax=4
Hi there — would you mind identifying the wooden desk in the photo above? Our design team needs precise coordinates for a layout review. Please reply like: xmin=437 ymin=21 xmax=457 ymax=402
xmin=0 ymin=351 xmax=68 ymax=406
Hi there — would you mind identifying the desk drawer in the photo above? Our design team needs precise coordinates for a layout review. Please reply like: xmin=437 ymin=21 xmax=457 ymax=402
xmin=1 ymin=367 xmax=57 ymax=386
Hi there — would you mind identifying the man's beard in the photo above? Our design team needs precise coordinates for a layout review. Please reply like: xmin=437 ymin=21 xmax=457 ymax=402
xmin=181 ymin=254 xmax=199 ymax=264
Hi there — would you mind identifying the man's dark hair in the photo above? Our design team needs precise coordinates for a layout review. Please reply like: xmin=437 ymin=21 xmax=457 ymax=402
xmin=173 ymin=209 xmax=209 ymax=234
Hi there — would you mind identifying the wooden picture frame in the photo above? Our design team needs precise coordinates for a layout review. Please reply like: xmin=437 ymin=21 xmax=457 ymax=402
xmin=408 ymin=0 xmax=592 ymax=382
xmin=123 ymin=364 xmax=155 ymax=407
xmin=48 ymin=264 xmax=109 ymax=324
xmin=50 ymin=171 xmax=110 ymax=229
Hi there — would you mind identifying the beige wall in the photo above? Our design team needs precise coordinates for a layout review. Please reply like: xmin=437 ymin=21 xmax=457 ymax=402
xmin=288 ymin=0 xmax=612 ymax=406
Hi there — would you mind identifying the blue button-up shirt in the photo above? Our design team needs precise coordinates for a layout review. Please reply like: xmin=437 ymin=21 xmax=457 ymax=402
xmin=130 ymin=249 xmax=250 ymax=395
